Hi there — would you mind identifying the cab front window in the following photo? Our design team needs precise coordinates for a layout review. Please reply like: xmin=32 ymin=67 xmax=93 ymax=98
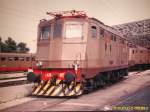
xmin=41 ymin=26 xmax=50 ymax=39
xmin=65 ymin=22 xmax=83 ymax=38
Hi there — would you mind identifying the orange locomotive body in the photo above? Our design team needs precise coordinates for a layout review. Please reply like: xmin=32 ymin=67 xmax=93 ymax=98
xmin=27 ymin=10 xmax=145 ymax=97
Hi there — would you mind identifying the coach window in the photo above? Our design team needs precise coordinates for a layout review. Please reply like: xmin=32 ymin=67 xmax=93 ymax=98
xmin=26 ymin=57 xmax=30 ymax=61
xmin=54 ymin=21 xmax=62 ymax=38
xmin=41 ymin=26 xmax=51 ymax=39
xmin=91 ymin=26 xmax=97 ymax=38
xmin=1 ymin=57 xmax=6 ymax=61
xmin=14 ymin=57 xmax=19 ymax=61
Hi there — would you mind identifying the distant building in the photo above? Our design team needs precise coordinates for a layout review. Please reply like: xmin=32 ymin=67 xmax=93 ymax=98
xmin=112 ymin=19 xmax=150 ymax=49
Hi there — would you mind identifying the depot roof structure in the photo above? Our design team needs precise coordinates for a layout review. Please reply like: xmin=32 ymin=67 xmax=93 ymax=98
xmin=112 ymin=19 xmax=150 ymax=49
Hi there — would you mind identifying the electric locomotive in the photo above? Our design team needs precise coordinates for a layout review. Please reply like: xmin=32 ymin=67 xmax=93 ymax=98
xmin=27 ymin=10 xmax=129 ymax=97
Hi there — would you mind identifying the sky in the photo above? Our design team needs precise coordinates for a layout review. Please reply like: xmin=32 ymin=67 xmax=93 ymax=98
xmin=0 ymin=0 xmax=150 ymax=53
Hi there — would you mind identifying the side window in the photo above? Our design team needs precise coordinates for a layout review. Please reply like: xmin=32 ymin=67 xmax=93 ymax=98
xmin=105 ymin=43 xmax=107 ymax=51
xmin=99 ymin=28 xmax=104 ymax=37
xmin=53 ymin=21 xmax=62 ymax=38
xmin=91 ymin=26 xmax=97 ymax=38
xmin=41 ymin=26 xmax=51 ymax=39
xmin=132 ymin=50 xmax=134 ymax=54
xmin=113 ymin=35 xmax=116 ymax=41
xmin=111 ymin=34 xmax=116 ymax=41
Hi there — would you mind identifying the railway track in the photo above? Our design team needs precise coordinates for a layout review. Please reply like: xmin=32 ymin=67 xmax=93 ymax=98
xmin=0 ymin=72 xmax=29 ymax=87
xmin=0 ymin=80 xmax=29 ymax=87
xmin=0 ymin=76 xmax=26 ymax=80
xmin=0 ymin=71 xmax=141 ymax=88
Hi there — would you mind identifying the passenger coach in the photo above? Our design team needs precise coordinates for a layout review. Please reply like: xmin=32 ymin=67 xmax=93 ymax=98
xmin=0 ymin=53 xmax=36 ymax=72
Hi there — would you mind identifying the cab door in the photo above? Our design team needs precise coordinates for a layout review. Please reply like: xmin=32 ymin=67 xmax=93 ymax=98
xmin=86 ymin=24 xmax=100 ymax=72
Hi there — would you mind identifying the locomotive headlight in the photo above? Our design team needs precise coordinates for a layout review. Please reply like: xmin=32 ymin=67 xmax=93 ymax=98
xmin=72 ymin=63 xmax=79 ymax=73
xmin=28 ymin=68 xmax=33 ymax=72
xmin=27 ymin=72 xmax=40 ymax=83
xmin=36 ymin=61 xmax=43 ymax=67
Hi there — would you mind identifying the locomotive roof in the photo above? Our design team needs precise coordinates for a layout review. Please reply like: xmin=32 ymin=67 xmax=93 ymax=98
xmin=90 ymin=18 xmax=125 ymax=39
xmin=40 ymin=17 xmax=124 ymax=39
xmin=39 ymin=10 xmax=125 ymax=41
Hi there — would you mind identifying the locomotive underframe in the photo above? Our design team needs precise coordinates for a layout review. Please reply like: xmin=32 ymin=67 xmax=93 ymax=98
xmin=129 ymin=64 xmax=150 ymax=71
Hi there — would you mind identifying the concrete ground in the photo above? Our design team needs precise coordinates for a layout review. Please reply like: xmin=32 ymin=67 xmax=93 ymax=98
xmin=0 ymin=70 xmax=150 ymax=111
xmin=111 ymin=84 xmax=150 ymax=111
xmin=0 ymin=72 xmax=33 ymax=104
xmin=0 ymin=84 xmax=33 ymax=104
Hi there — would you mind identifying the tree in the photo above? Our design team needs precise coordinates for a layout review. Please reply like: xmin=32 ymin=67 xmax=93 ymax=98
xmin=17 ymin=42 xmax=30 ymax=53
xmin=0 ymin=37 xmax=30 ymax=53
xmin=0 ymin=37 xmax=7 ymax=53
xmin=5 ymin=37 xmax=17 ymax=52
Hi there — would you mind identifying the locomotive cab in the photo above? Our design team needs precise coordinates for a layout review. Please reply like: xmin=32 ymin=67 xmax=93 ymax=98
xmin=37 ymin=17 xmax=88 ymax=70
xmin=27 ymin=11 xmax=88 ymax=97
